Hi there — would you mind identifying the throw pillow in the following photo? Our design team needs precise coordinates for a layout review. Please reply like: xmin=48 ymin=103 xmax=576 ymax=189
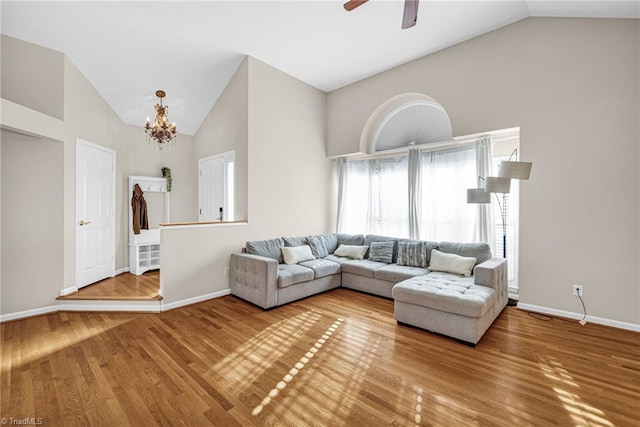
xmin=246 ymin=238 xmax=285 ymax=263
xmin=397 ymin=241 xmax=429 ymax=268
xmin=368 ymin=241 xmax=395 ymax=263
xmin=334 ymin=244 xmax=369 ymax=260
xmin=428 ymin=249 xmax=477 ymax=277
xmin=281 ymin=245 xmax=316 ymax=265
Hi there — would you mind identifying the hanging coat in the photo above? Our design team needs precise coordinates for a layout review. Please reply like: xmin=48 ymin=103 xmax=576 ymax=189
xmin=131 ymin=183 xmax=149 ymax=235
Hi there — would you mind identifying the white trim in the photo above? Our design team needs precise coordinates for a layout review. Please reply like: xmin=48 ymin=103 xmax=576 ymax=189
xmin=517 ymin=303 xmax=640 ymax=332
xmin=160 ymin=221 xmax=248 ymax=230
xmin=0 ymin=301 xmax=162 ymax=322
xmin=161 ymin=289 xmax=231 ymax=312
xmin=59 ymin=286 xmax=78 ymax=297
xmin=115 ymin=267 xmax=129 ymax=275
xmin=0 ymin=305 xmax=61 ymax=322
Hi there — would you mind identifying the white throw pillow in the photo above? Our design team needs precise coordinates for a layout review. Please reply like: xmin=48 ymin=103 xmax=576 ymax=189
xmin=428 ymin=249 xmax=477 ymax=277
xmin=334 ymin=244 xmax=369 ymax=260
xmin=281 ymin=245 xmax=315 ymax=265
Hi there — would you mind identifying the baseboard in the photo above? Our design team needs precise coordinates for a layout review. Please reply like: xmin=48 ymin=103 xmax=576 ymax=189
xmin=115 ymin=267 xmax=130 ymax=275
xmin=0 ymin=305 xmax=61 ymax=322
xmin=161 ymin=289 xmax=231 ymax=312
xmin=517 ymin=303 xmax=640 ymax=333
xmin=59 ymin=286 xmax=78 ymax=296
xmin=0 ymin=301 xmax=162 ymax=323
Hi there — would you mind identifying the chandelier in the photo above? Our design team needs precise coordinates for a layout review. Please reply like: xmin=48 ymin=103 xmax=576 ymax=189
xmin=145 ymin=90 xmax=177 ymax=149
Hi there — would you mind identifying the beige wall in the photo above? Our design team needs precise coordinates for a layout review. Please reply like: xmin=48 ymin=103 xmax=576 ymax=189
xmin=0 ymin=37 xmax=197 ymax=316
xmin=161 ymin=57 xmax=332 ymax=304
xmin=327 ymin=18 xmax=640 ymax=324
xmin=1 ymin=36 xmax=64 ymax=120
xmin=62 ymin=57 xmax=196 ymax=289
xmin=194 ymin=58 xmax=249 ymax=221
xmin=1 ymin=130 xmax=64 ymax=314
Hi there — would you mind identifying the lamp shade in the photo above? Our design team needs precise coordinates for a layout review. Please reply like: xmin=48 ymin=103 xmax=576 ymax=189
xmin=485 ymin=177 xmax=511 ymax=193
xmin=467 ymin=188 xmax=491 ymax=204
xmin=498 ymin=160 xmax=532 ymax=180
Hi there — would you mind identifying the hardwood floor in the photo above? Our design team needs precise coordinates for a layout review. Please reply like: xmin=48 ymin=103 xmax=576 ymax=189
xmin=2 ymin=288 xmax=639 ymax=426
xmin=57 ymin=271 xmax=161 ymax=301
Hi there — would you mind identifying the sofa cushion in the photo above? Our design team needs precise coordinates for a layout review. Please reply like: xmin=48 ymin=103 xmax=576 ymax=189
xmin=396 ymin=241 xmax=432 ymax=268
xmin=438 ymin=242 xmax=491 ymax=266
xmin=368 ymin=241 xmax=395 ymax=263
xmin=392 ymin=274 xmax=495 ymax=318
xmin=306 ymin=233 xmax=338 ymax=258
xmin=283 ymin=236 xmax=308 ymax=247
xmin=299 ymin=259 xmax=341 ymax=279
xmin=337 ymin=233 xmax=365 ymax=246
xmin=375 ymin=264 xmax=430 ymax=283
xmin=246 ymin=238 xmax=285 ymax=263
xmin=277 ymin=264 xmax=315 ymax=288
xmin=364 ymin=235 xmax=399 ymax=261
xmin=323 ymin=254 xmax=355 ymax=265
xmin=334 ymin=245 xmax=369 ymax=260
xmin=341 ymin=259 xmax=388 ymax=278
xmin=429 ymin=249 xmax=476 ymax=277
xmin=282 ymin=245 xmax=315 ymax=265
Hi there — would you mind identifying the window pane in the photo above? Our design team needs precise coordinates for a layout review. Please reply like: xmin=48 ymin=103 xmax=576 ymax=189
xmin=420 ymin=146 xmax=477 ymax=242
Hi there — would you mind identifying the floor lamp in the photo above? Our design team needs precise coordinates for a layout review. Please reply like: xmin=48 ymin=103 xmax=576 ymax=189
xmin=467 ymin=177 xmax=510 ymax=258
xmin=467 ymin=149 xmax=532 ymax=259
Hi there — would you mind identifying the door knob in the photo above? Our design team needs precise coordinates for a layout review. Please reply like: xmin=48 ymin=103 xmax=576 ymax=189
xmin=79 ymin=220 xmax=92 ymax=226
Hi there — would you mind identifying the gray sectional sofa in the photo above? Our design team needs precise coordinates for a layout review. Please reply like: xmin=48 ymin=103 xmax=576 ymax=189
xmin=230 ymin=233 xmax=508 ymax=345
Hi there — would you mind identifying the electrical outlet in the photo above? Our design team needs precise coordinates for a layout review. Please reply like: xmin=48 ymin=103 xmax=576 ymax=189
xmin=224 ymin=267 xmax=230 ymax=277
xmin=572 ymin=284 xmax=583 ymax=297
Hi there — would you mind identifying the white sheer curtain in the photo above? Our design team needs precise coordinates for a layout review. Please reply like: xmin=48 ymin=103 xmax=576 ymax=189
xmin=474 ymin=137 xmax=496 ymax=254
xmin=420 ymin=146 xmax=477 ymax=242
xmin=407 ymin=148 xmax=422 ymax=239
xmin=337 ymin=156 xmax=408 ymax=237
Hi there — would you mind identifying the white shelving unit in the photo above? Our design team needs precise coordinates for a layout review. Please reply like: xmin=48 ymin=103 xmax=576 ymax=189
xmin=129 ymin=176 xmax=169 ymax=276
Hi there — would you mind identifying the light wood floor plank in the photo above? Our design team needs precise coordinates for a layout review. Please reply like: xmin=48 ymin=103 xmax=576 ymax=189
xmin=2 ymin=288 xmax=639 ymax=426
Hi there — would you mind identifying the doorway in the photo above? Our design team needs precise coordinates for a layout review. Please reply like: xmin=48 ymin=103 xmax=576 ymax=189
xmin=75 ymin=139 xmax=115 ymax=289
xmin=199 ymin=150 xmax=235 ymax=222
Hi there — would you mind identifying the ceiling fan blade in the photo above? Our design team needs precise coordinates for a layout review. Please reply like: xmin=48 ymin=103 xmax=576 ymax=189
xmin=343 ymin=0 xmax=369 ymax=12
xmin=401 ymin=0 xmax=419 ymax=29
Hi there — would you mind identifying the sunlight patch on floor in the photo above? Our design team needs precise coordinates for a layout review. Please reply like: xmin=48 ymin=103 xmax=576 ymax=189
xmin=540 ymin=357 xmax=613 ymax=427
xmin=211 ymin=310 xmax=322 ymax=391
xmin=252 ymin=317 xmax=344 ymax=416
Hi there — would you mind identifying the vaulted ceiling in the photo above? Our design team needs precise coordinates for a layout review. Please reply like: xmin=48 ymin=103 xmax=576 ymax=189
xmin=2 ymin=1 xmax=637 ymax=135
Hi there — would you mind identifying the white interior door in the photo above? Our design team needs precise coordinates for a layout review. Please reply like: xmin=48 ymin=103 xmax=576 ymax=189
xmin=76 ymin=139 xmax=115 ymax=289
xmin=199 ymin=155 xmax=225 ymax=222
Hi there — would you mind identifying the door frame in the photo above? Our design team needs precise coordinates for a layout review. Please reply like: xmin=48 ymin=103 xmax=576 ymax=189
xmin=74 ymin=138 xmax=116 ymax=291
xmin=198 ymin=150 xmax=235 ymax=222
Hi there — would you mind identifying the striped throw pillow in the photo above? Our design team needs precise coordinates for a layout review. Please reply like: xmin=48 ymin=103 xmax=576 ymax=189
xmin=368 ymin=241 xmax=395 ymax=264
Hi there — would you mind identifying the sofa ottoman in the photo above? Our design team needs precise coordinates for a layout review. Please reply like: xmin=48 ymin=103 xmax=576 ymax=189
xmin=392 ymin=259 xmax=508 ymax=345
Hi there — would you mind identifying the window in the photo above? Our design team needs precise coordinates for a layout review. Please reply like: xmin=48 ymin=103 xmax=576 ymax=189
xmin=339 ymin=157 xmax=408 ymax=237
xmin=420 ymin=146 xmax=477 ymax=242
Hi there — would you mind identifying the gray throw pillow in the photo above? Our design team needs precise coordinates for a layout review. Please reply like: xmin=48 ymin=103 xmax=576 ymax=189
xmin=437 ymin=242 xmax=491 ymax=266
xmin=246 ymin=238 xmax=285 ymax=263
xmin=397 ymin=241 xmax=433 ymax=268
xmin=363 ymin=235 xmax=399 ymax=261
xmin=368 ymin=241 xmax=395 ymax=263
